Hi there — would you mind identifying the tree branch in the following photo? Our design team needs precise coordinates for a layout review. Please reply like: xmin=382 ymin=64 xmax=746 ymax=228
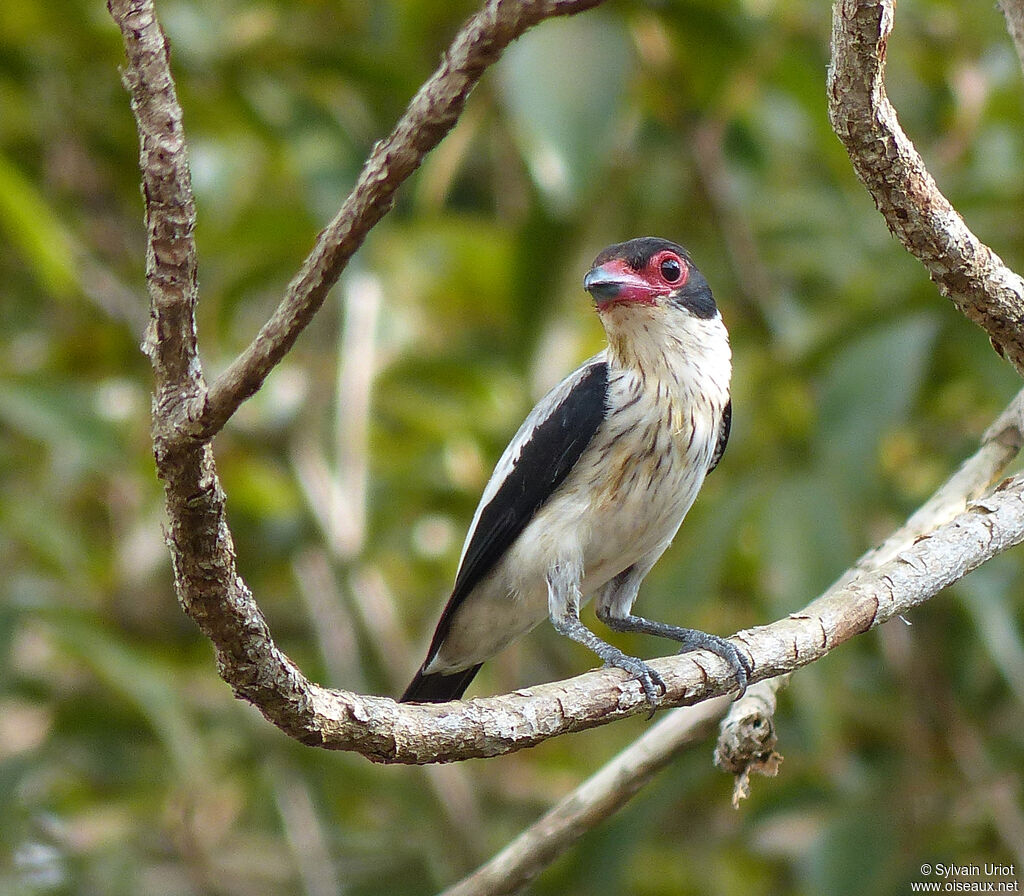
xmin=111 ymin=0 xmax=307 ymax=755
xmin=713 ymin=677 xmax=785 ymax=805
xmin=112 ymin=0 xmax=1024 ymax=768
xmin=107 ymin=0 xmax=203 ymax=419
xmin=439 ymin=380 xmax=1024 ymax=881
xmin=717 ymin=0 xmax=1024 ymax=801
xmin=437 ymin=383 xmax=1024 ymax=895
xmin=827 ymin=0 xmax=1024 ymax=375
xmin=717 ymin=0 xmax=1024 ymax=800
xmin=439 ymin=698 xmax=732 ymax=896
xmin=122 ymin=421 xmax=1024 ymax=766
xmin=391 ymin=467 xmax=1024 ymax=764
xmin=436 ymin=388 xmax=1024 ymax=884
xmin=187 ymin=0 xmax=603 ymax=443
xmin=715 ymin=385 xmax=1024 ymax=794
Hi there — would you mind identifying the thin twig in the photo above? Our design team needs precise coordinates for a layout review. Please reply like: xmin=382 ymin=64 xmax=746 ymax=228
xmin=331 ymin=273 xmax=380 ymax=558
xmin=291 ymin=550 xmax=366 ymax=691
xmin=270 ymin=764 xmax=344 ymax=896
xmin=289 ymin=273 xmax=380 ymax=561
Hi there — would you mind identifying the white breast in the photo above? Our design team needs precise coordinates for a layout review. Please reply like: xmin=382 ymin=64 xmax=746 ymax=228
xmin=426 ymin=316 xmax=731 ymax=675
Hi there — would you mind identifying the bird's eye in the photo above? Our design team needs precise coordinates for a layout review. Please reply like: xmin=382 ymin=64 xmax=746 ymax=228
xmin=660 ymin=257 xmax=682 ymax=283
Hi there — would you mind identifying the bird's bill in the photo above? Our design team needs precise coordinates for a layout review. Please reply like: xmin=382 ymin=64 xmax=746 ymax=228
xmin=583 ymin=259 xmax=659 ymax=309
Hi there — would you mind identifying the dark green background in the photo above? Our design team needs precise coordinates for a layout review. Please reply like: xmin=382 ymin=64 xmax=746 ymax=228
xmin=1 ymin=1 xmax=1022 ymax=893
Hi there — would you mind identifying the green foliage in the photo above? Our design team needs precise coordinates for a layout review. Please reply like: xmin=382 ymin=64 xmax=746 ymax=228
xmin=1 ymin=0 xmax=1022 ymax=894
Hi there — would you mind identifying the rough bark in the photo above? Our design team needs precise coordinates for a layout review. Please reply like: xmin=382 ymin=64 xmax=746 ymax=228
xmin=828 ymin=0 xmax=1024 ymax=376
xmin=715 ymin=0 xmax=1024 ymax=793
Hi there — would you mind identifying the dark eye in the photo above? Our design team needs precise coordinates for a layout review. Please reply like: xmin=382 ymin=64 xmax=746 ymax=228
xmin=660 ymin=257 xmax=682 ymax=282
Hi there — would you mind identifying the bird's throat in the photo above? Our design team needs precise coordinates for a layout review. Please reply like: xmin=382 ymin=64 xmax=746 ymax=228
xmin=602 ymin=305 xmax=732 ymax=402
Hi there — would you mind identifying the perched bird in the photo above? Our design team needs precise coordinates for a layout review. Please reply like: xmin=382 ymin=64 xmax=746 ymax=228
xmin=401 ymin=237 xmax=749 ymax=706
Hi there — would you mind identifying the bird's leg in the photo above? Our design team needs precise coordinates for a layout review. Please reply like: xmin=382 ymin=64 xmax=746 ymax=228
xmin=546 ymin=566 xmax=666 ymax=708
xmin=596 ymin=567 xmax=751 ymax=696
xmin=599 ymin=611 xmax=751 ymax=695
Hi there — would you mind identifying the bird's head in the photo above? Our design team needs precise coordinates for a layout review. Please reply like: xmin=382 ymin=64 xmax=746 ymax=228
xmin=584 ymin=237 xmax=716 ymax=318
xmin=583 ymin=237 xmax=729 ymax=377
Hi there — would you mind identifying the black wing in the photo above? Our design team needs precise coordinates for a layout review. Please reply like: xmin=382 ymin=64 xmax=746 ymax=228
xmin=707 ymin=398 xmax=731 ymax=474
xmin=452 ymin=362 xmax=609 ymax=603
xmin=407 ymin=360 xmax=610 ymax=688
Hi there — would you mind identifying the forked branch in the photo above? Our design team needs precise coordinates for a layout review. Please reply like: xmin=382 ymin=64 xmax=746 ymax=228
xmin=190 ymin=0 xmax=603 ymax=441
xmin=110 ymin=0 xmax=1024 ymax=770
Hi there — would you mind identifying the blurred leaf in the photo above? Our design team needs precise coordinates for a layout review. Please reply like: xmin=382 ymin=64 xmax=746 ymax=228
xmin=47 ymin=615 xmax=206 ymax=779
xmin=758 ymin=471 xmax=856 ymax=610
xmin=0 ymin=154 xmax=77 ymax=298
xmin=0 ymin=381 xmax=122 ymax=471
xmin=367 ymin=216 xmax=518 ymax=346
xmin=818 ymin=313 xmax=940 ymax=479
xmin=958 ymin=562 xmax=1024 ymax=703
xmin=802 ymin=806 xmax=895 ymax=896
xmin=496 ymin=13 xmax=633 ymax=213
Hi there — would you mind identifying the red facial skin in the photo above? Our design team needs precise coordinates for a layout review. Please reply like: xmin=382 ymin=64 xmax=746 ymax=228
xmin=584 ymin=250 xmax=690 ymax=310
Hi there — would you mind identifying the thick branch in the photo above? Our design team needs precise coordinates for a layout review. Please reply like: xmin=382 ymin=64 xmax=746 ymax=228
xmin=189 ymin=0 xmax=603 ymax=442
xmin=827 ymin=0 xmax=1024 ymax=375
xmin=110 ymin=0 xmax=314 ymax=752
xmin=142 ymin=470 xmax=1024 ymax=765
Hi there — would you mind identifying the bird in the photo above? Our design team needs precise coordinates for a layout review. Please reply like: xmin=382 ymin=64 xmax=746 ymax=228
xmin=400 ymin=237 xmax=749 ymax=707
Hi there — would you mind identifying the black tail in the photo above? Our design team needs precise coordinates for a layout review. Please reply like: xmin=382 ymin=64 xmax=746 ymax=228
xmin=399 ymin=664 xmax=483 ymax=703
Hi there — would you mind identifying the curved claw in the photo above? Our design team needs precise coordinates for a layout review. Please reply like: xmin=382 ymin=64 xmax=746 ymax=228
xmin=680 ymin=634 xmax=751 ymax=698
xmin=603 ymin=652 xmax=666 ymax=715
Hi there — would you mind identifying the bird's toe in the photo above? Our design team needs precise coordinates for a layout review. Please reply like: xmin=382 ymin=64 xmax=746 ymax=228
xmin=683 ymin=634 xmax=750 ymax=697
xmin=604 ymin=652 xmax=665 ymax=712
